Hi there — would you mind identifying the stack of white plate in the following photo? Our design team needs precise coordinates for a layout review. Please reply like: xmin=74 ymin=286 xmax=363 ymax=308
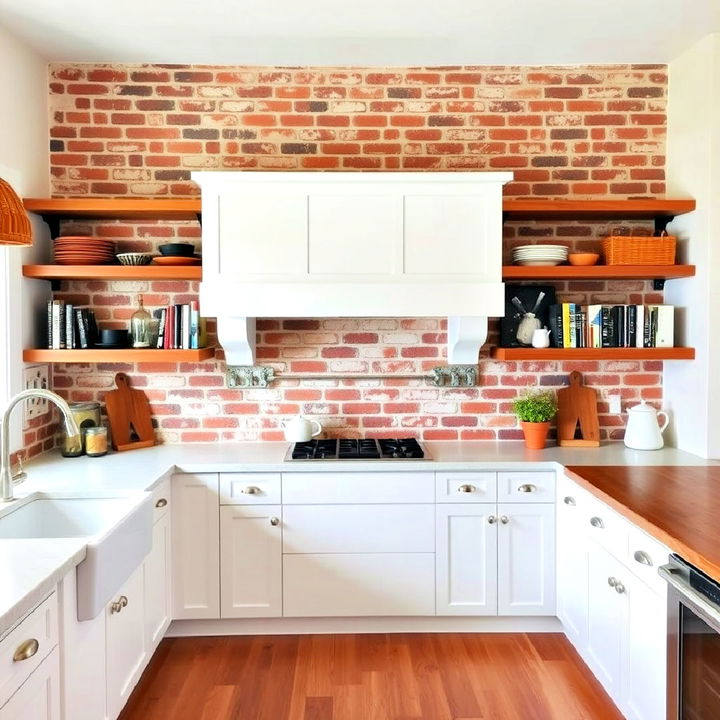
xmin=512 ymin=244 xmax=569 ymax=266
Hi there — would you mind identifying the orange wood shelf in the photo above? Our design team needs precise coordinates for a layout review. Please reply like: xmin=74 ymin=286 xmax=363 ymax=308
xmin=23 ymin=197 xmax=200 ymax=220
xmin=491 ymin=347 xmax=695 ymax=361
xmin=22 ymin=348 xmax=215 ymax=363
xmin=502 ymin=198 xmax=696 ymax=220
xmin=502 ymin=264 xmax=695 ymax=281
xmin=23 ymin=264 xmax=202 ymax=281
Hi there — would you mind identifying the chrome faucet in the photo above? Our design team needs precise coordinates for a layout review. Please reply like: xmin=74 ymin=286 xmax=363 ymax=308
xmin=0 ymin=389 xmax=80 ymax=501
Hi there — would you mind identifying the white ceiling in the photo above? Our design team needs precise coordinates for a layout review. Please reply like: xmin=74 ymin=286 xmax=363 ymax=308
xmin=0 ymin=0 xmax=718 ymax=66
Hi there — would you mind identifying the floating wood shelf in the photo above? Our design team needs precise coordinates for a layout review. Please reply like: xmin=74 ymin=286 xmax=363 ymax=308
xmin=502 ymin=265 xmax=696 ymax=281
xmin=23 ymin=348 xmax=215 ymax=363
xmin=491 ymin=347 xmax=695 ymax=361
xmin=23 ymin=265 xmax=202 ymax=281
xmin=502 ymin=198 xmax=696 ymax=221
xmin=23 ymin=197 xmax=201 ymax=220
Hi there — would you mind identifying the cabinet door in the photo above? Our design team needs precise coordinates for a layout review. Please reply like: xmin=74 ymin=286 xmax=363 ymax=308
xmin=144 ymin=512 xmax=171 ymax=650
xmin=0 ymin=648 xmax=60 ymax=720
xmin=586 ymin=544 xmax=627 ymax=701
xmin=436 ymin=503 xmax=497 ymax=616
xmin=220 ymin=505 xmax=282 ymax=618
xmin=497 ymin=503 xmax=556 ymax=616
xmin=557 ymin=492 xmax=589 ymax=649
xmin=172 ymin=473 xmax=220 ymax=619
xmin=623 ymin=577 xmax=667 ymax=720
xmin=106 ymin=565 xmax=146 ymax=720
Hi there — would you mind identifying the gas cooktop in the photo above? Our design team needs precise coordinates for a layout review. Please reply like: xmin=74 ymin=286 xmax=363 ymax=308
xmin=288 ymin=438 xmax=426 ymax=460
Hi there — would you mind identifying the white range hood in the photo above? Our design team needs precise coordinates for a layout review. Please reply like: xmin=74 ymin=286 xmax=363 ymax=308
xmin=194 ymin=171 xmax=511 ymax=366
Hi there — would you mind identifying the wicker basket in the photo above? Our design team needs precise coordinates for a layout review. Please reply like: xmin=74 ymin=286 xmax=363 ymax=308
xmin=601 ymin=233 xmax=676 ymax=266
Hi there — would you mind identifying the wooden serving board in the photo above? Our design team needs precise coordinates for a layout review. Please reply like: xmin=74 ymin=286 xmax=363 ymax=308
xmin=556 ymin=370 xmax=600 ymax=447
xmin=105 ymin=372 xmax=155 ymax=452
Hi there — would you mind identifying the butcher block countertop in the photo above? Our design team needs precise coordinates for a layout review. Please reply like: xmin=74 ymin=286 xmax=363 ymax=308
xmin=566 ymin=465 xmax=720 ymax=581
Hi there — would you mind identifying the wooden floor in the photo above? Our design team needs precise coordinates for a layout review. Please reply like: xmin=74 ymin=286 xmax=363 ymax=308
xmin=119 ymin=633 xmax=624 ymax=720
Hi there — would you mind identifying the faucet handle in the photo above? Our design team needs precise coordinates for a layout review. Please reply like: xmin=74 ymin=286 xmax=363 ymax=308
xmin=11 ymin=451 xmax=26 ymax=484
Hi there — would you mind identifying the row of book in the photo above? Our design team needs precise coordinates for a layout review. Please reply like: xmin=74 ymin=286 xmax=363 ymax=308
xmin=152 ymin=302 xmax=205 ymax=350
xmin=548 ymin=304 xmax=675 ymax=349
xmin=47 ymin=301 xmax=98 ymax=349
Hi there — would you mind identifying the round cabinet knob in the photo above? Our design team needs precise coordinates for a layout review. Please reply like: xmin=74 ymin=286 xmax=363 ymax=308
xmin=111 ymin=595 xmax=129 ymax=614
xmin=12 ymin=638 xmax=39 ymax=662
xmin=590 ymin=516 xmax=605 ymax=529
xmin=120 ymin=595 xmax=128 ymax=608
xmin=155 ymin=498 xmax=168 ymax=508
xmin=488 ymin=515 xmax=497 ymax=525
xmin=607 ymin=576 xmax=618 ymax=588
xmin=500 ymin=515 xmax=510 ymax=525
xmin=563 ymin=496 xmax=576 ymax=506
xmin=518 ymin=484 xmax=537 ymax=493
xmin=633 ymin=550 xmax=653 ymax=566
xmin=458 ymin=484 xmax=476 ymax=493
xmin=242 ymin=486 xmax=261 ymax=495
xmin=270 ymin=517 xmax=280 ymax=526
xmin=615 ymin=583 xmax=626 ymax=594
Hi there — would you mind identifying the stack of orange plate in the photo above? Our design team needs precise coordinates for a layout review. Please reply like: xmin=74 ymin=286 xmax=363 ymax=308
xmin=54 ymin=236 xmax=116 ymax=265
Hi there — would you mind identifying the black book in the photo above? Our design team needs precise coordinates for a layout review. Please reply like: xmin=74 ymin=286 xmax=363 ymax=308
xmin=153 ymin=308 xmax=166 ymax=349
xmin=576 ymin=309 xmax=586 ymax=348
xmin=649 ymin=306 xmax=659 ymax=347
xmin=609 ymin=306 xmax=623 ymax=347
xmin=626 ymin=305 xmax=637 ymax=347
xmin=76 ymin=308 xmax=88 ymax=348
xmin=601 ymin=306 xmax=613 ymax=348
xmin=548 ymin=304 xmax=563 ymax=348
xmin=174 ymin=304 xmax=182 ymax=349
xmin=87 ymin=310 xmax=98 ymax=347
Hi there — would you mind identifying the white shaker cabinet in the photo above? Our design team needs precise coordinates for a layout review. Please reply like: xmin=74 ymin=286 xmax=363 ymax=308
xmin=436 ymin=503 xmax=498 ymax=615
xmin=0 ymin=648 xmax=60 ymax=720
xmin=497 ymin=502 xmax=556 ymax=616
xmin=105 ymin=565 xmax=146 ymax=720
xmin=144 ymin=510 xmax=171 ymax=649
xmin=172 ymin=473 xmax=220 ymax=619
xmin=220 ymin=505 xmax=283 ymax=618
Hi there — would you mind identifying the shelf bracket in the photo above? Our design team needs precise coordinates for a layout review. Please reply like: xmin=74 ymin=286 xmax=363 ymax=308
xmin=654 ymin=215 xmax=673 ymax=235
xmin=216 ymin=316 xmax=256 ymax=365
xmin=40 ymin=214 xmax=61 ymax=240
xmin=195 ymin=212 xmax=202 ymax=227
xmin=447 ymin=316 xmax=488 ymax=364
xmin=653 ymin=279 xmax=666 ymax=291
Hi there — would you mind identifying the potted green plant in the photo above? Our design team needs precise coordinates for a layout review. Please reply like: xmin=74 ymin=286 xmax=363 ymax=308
xmin=513 ymin=389 xmax=557 ymax=449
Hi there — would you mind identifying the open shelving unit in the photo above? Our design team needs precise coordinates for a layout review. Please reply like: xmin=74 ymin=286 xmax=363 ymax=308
xmin=502 ymin=265 xmax=695 ymax=282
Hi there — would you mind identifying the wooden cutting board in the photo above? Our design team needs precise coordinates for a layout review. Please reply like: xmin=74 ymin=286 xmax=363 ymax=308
xmin=105 ymin=372 xmax=155 ymax=452
xmin=556 ymin=370 xmax=601 ymax=447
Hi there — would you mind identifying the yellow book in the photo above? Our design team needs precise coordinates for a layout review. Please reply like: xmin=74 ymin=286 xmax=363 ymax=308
xmin=562 ymin=303 xmax=571 ymax=348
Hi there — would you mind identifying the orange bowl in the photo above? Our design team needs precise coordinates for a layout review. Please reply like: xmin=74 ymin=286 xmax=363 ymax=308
xmin=568 ymin=252 xmax=600 ymax=266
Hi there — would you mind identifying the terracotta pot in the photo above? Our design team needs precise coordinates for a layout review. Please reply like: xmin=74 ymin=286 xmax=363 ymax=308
xmin=521 ymin=421 xmax=551 ymax=450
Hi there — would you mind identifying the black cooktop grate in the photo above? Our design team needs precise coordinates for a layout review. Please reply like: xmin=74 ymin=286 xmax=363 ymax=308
xmin=290 ymin=438 xmax=425 ymax=460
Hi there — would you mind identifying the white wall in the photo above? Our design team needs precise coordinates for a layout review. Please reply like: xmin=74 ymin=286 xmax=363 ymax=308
xmin=665 ymin=33 xmax=720 ymax=458
xmin=0 ymin=22 xmax=51 ymax=450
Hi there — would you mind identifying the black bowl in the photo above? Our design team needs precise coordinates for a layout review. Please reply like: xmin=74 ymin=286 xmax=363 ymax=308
xmin=159 ymin=242 xmax=195 ymax=257
xmin=99 ymin=328 xmax=129 ymax=346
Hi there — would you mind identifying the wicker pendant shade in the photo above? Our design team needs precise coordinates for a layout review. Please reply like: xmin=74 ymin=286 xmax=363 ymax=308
xmin=0 ymin=178 xmax=31 ymax=246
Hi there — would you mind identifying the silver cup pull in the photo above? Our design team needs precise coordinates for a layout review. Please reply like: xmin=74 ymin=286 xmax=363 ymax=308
xmin=590 ymin=516 xmax=605 ymax=529
xmin=518 ymin=484 xmax=536 ymax=493
xmin=242 ymin=486 xmax=261 ymax=495
xmin=488 ymin=515 xmax=497 ymax=525
xmin=270 ymin=517 xmax=280 ymax=526
xmin=500 ymin=515 xmax=510 ymax=525
xmin=563 ymin=496 xmax=576 ymax=506
xmin=458 ymin=484 xmax=476 ymax=493
xmin=13 ymin=638 xmax=39 ymax=662
xmin=633 ymin=550 xmax=653 ymax=566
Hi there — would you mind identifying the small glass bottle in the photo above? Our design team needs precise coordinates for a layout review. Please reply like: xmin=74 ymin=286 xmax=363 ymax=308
xmin=130 ymin=294 xmax=152 ymax=348
xmin=85 ymin=426 xmax=108 ymax=457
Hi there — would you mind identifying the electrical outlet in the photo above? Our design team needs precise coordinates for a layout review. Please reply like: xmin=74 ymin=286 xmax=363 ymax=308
xmin=608 ymin=394 xmax=622 ymax=414
xmin=23 ymin=364 xmax=50 ymax=427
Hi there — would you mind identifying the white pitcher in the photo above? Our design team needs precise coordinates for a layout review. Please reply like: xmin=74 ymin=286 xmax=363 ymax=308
xmin=531 ymin=327 xmax=551 ymax=348
xmin=282 ymin=416 xmax=322 ymax=442
xmin=623 ymin=401 xmax=669 ymax=450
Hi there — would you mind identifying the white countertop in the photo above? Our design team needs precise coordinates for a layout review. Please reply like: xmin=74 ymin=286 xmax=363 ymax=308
xmin=0 ymin=440 xmax=715 ymax=635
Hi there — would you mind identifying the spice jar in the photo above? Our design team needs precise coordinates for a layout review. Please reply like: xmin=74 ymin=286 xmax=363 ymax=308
xmin=85 ymin=426 xmax=108 ymax=457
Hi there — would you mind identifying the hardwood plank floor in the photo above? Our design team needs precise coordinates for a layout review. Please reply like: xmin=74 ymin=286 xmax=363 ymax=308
xmin=119 ymin=633 xmax=624 ymax=720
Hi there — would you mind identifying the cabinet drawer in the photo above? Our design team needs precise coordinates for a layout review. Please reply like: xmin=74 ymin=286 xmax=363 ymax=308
xmin=435 ymin=472 xmax=496 ymax=503
xmin=582 ymin=491 xmax=629 ymax=559
xmin=498 ymin=472 xmax=555 ymax=503
xmin=283 ymin=504 xmax=434 ymax=553
xmin=282 ymin=472 xmax=434 ymax=504
xmin=0 ymin=592 xmax=58 ymax=707
xmin=220 ymin=473 xmax=281 ymax=505
xmin=151 ymin=477 xmax=171 ymax=523
xmin=283 ymin=553 xmax=435 ymax=616
xmin=626 ymin=525 xmax=671 ymax=595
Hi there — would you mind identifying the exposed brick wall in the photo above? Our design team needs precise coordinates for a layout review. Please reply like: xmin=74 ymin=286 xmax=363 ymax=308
xmin=42 ymin=63 xmax=669 ymax=444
